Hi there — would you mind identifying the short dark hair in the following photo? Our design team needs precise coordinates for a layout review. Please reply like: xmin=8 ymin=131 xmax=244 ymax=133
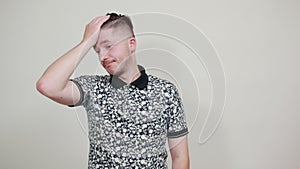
xmin=101 ymin=12 xmax=134 ymax=37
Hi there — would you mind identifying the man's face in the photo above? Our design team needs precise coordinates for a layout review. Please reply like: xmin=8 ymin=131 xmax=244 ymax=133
xmin=95 ymin=27 xmax=134 ymax=76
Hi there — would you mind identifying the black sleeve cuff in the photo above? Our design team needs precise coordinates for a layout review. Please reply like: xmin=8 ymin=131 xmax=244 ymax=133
xmin=167 ymin=128 xmax=189 ymax=138
xmin=68 ymin=79 xmax=84 ymax=107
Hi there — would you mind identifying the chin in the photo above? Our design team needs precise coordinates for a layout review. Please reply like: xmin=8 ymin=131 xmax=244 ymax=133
xmin=105 ymin=67 xmax=119 ymax=76
xmin=102 ymin=64 xmax=114 ymax=75
xmin=106 ymin=69 xmax=115 ymax=75
xmin=104 ymin=63 xmax=122 ymax=76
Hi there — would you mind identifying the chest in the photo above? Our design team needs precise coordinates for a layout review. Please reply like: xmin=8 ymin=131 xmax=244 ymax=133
xmin=90 ymin=84 xmax=168 ymax=135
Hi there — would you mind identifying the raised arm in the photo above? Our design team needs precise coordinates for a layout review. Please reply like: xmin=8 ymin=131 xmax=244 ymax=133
xmin=36 ymin=16 xmax=110 ymax=105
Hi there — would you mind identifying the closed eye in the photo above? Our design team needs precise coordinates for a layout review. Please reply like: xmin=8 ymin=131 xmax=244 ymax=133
xmin=105 ymin=45 xmax=112 ymax=49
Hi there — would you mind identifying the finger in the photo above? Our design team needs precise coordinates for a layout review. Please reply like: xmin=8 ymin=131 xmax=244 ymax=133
xmin=90 ymin=16 xmax=105 ymax=24
xmin=95 ymin=15 xmax=110 ymax=24
xmin=91 ymin=16 xmax=101 ymax=22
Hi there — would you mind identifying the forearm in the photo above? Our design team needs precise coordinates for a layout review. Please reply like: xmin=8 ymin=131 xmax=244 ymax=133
xmin=37 ymin=15 xmax=109 ymax=102
xmin=37 ymin=40 xmax=91 ymax=94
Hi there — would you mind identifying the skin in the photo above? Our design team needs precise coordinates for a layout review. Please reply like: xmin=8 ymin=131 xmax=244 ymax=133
xmin=95 ymin=26 xmax=140 ymax=81
xmin=169 ymin=135 xmax=190 ymax=169
xmin=36 ymin=16 xmax=189 ymax=169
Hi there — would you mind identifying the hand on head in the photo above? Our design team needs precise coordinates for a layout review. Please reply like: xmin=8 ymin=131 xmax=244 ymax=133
xmin=82 ymin=15 xmax=110 ymax=48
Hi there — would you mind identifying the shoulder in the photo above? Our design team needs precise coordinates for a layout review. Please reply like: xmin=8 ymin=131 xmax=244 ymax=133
xmin=148 ymin=74 xmax=173 ymax=85
xmin=72 ymin=74 xmax=109 ymax=82
xmin=148 ymin=75 xmax=179 ymax=94
xmin=71 ymin=75 xmax=110 ymax=89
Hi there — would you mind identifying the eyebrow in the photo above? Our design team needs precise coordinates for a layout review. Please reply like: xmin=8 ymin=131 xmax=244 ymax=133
xmin=100 ymin=40 xmax=111 ymax=45
xmin=93 ymin=40 xmax=111 ymax=52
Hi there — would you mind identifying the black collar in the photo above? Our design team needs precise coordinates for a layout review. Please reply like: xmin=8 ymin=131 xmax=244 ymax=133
xmin=109 ymin=65 xmax=148 ymax=90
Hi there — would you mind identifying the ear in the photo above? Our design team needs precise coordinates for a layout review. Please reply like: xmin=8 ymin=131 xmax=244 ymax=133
xmin=128 ymin=37 xmax=136 ymax=53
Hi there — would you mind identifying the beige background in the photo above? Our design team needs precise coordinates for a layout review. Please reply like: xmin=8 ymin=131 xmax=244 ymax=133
xmin=1 ymin=0 xmax=299 ymax=169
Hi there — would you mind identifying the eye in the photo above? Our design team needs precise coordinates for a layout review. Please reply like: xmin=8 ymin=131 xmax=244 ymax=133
xmin=105 ymin=45 xmax=112 ymax=49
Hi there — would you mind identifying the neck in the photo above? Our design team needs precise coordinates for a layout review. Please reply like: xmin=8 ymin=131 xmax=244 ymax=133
xmin=117 ymin=65 xmax=141 ymax=84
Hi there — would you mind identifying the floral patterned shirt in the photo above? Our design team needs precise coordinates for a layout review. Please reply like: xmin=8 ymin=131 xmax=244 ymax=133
xmin=71 ymin=66 xmax=188 ymax=169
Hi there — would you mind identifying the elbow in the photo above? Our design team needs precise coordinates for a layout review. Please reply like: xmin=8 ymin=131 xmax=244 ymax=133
xmin=36 ymin=78 xmax=47 ymax=96
xmin=36 ymin=78 xmax=54 ymax=97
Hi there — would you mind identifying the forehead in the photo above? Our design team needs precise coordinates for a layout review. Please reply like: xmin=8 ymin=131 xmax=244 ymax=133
xmin=95 ymin=27 xmax=132 ymax=50
xmin=101 ymin=26 xmax=130 ymax=40
xmin=98 ymin=28 xmax=119 ymax=44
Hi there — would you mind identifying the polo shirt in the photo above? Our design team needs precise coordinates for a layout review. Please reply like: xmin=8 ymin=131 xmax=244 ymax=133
xmin=71 ymin=65 xmax=188 ymax=169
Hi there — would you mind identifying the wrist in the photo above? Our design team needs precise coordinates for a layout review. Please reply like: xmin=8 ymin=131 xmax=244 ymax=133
xmin=78 ymin=39 xmax=94 ymax=52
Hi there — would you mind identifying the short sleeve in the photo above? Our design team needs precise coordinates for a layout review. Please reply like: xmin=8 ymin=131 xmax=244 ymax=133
xmin=69 ymin=75 xmax=97 ymax=107
xmin=165 ymin=83 xmax=189 ymax=138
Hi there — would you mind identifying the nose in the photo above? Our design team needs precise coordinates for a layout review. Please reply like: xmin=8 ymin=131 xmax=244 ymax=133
xmin=99 ymin=50 xmax=110 ymax=62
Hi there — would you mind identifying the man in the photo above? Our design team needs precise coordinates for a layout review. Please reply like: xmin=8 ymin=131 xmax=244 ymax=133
xmin=36 ymin=13 xmax=189 ymax=169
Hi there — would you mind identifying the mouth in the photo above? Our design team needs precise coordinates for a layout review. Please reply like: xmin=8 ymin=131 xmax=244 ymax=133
xmin=103 ymin=60 xmax=115 ymax=68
